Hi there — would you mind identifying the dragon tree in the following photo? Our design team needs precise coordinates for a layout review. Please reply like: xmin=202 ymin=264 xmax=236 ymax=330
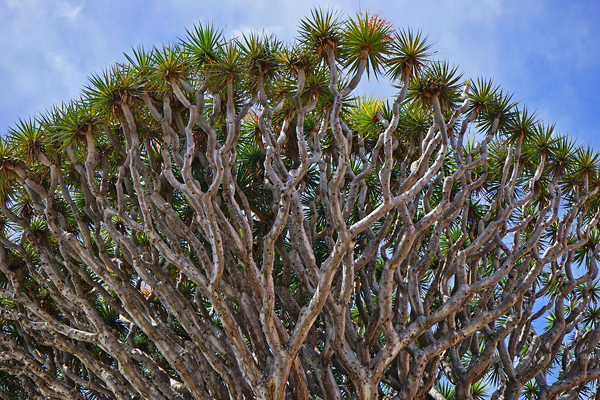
xmin=0 ymin=9 xmax=599 ymax=400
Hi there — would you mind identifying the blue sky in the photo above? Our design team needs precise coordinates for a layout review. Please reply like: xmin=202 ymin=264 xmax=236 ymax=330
xmin=1 ymin=0 xmax=599 ymax=149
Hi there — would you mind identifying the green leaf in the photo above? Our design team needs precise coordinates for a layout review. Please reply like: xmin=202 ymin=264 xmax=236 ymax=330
xmin=387 ymin=28 xmax=433 ymax=81
xmin=298 ymin=8 xmax=343 ymax=57
xmin=342 ymin=11 xmax=393 ymax=78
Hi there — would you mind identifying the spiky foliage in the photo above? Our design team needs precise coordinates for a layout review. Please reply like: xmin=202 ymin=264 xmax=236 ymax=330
xmin=0 ymin=139 xmax=19 ymax=202
xmin=387 ymin=28 xmax=433 ymax=81
xmin=471 ymin=79 xmax=518 ymax=133
xmin=347 ymin=96 xmax=386 ymax=137
xmin=505 ymin=107 xmax=538 ymax=144
xmin=84 ymin=64 xmax=143 ymax=116
xmin=183 ymin=23 xmax=224 ymax=67
xmin=238 ymin=32 xmax=282 ymax=79
xmin=205 ymin=41 xmax=244 ymax=91
xmin=408 ymin=61 xmax=463 ymax=112
xmin=341 ymin=11 xmax=393 ymax=77
xmin=298 ymin=8 xmax=343 ymax=57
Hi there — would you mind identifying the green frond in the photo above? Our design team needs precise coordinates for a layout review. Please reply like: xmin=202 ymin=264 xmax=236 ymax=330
xmin=574 ymin=229 xmax=600 ymax=265
xmin=6 ymin=118 xmax=49 ymax=163
xmin=477 ymin=88 xmax=518 ymax=133
xmin=577 ymin=281 xmax=600 ymax=305
xmin=84 ymin=64 xmax=144 ymax=115
xmin=408 ymin=61 xmax=463 ymax=112
xmin=300 ymin=67 xmax=333 ymax=106
xmin=527 ymin=122 xmax=556 ymax=154
xmin=278 ymin=45 xmax=319 ymax=76
xmin=468 ymin=78 xmax=501 ymax=117
xmin=471 ymin=380 xmax=489 ymax=400
xmin=236 ymin=143 xmax=271 ymax=216
xmin=387 ymin=28 xmax=434 ymax=81
xmin=205 ymin=41 xmax=243 ymax=91
xmin=27 ymin=218 xmax=51 ymax=242
xmin=521 ymin=381 xmax=539 ymax=400
xmin=546 ymin=135 xmax=575 ymax=177
xmin=342 ymin=11 xmax=393 ymax=78
xmin=569 ymin=146 xmax=600 ymax=187
xmin=150 ymin=44 xmax=190 ymax=85
xmin=238 ymin=32 xmax=282 ymax=78
xmin=397 ymin=102 xmax=433 ymax=141
xmin=45 ymin=100 xmax=101 ymax=150
xmin=504 ymin=107 xmax=538 ymax=143
xmin=347 ymin=95 xmax=386 ymax=138
xmin=544 ymin=310 xmax=558 ymax=332
xmin=94 ymin=300 xmax=125 ymax=330
xmin=0 ymin=139 xmax=20 ymax=202
xmin=183 ymin=23 xmax=225 ymax=67
xmin=124 ymin=45 xmax=154 ymax=80
xmin=298 ymin=8 xmax=343 ymax=57
xmin=437 ymin=382 xmax=455 ymax=400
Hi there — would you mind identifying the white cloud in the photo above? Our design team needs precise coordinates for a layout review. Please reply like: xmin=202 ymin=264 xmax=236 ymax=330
xmin=55 ymin=1 xmax=83 ymax=20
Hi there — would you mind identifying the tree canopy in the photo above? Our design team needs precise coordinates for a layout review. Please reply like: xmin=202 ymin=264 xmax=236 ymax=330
xmin=0 ymin=9 xmax=599 ymax=400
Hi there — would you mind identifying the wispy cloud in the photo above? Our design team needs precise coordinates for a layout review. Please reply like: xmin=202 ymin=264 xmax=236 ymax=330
xmin=55 ymin=1 xmax=84 ymax=20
